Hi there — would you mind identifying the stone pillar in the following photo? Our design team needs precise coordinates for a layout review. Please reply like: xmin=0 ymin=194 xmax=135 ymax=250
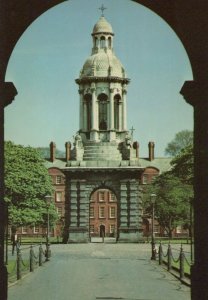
xmin=91 ymin=86 xmax=98 ymax=130
xmin=0 ymin=82 xmax=17 ymax=300
xmin=119 ymin=180 xmax=128 ymax=230
xmin=180 ymin=81 xmax=208 ymax=300
xmin=118 ymin=100 xmax=122 ymax=131
xmin=79 ymin=89 xmax=83 ymax=131
xmin=109 ymin=88 xmax=114 ymax=130
xmin=83 ymin=100 xmax=88 ymax=131
xmin=70 ymin=180 xmax=78 ymax=228
xmin=122 ymin=88 xmax=127 ymax=131
xmin=148 ymin=141 xmax=155 ymax=161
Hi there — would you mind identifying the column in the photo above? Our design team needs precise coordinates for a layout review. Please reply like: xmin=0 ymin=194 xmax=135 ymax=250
xmin=119 ymin=180 xmax=128 ymax=228
xmin=83 ymin=100 xmax=87 ymax=131
xmin=122 ymin=88 xmax=127 ymax=131
xmin=79 ymin=180 xmax=88 ymax=228
xmin=180 ymin=81 xmax=208 ymax=300
xmin=110 ymin=88 xmax=114 ymax=130
xmin=118 ymin=100 xmax=122 ymax=131
xmin=91 ymin=87 xmax=98 ymax=130
xmin=79 ymin=89 xmax=83 ymax=131
xmin=70 ymin=180 xmax=78 ymax=227
xmin=0 ymin=82 xmax=17 ymax=300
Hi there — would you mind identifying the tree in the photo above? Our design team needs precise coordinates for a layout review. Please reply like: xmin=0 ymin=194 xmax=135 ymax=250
xmin=170 ymin=144 xmax=194 ymax=185
xmin=144 ymin=172 xmax=193 ymax=237
xmin=165 ymin=130 xmax=193 ymax=157
xmin=4 ymin=141 xmax=58 ymax=231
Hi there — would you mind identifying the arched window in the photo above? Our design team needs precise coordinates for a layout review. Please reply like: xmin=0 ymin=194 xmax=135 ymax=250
xmin=114 ymin=94 xmax=121 ymax=130
xmin=108 ymin=37 xmax=112 ymax=48
xmin=98 ymin=93 xmax=108 ymax=130
xmin=100 ymin=36 xmax=105 ymax=48
xmin=84 ymin=94 xmax=92 ymax=131
xmin=94 ymin=37 xmax=98 ymax=47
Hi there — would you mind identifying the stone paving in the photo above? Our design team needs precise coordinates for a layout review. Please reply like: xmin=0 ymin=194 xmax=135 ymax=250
xmin=8 ymin=243 xmax=191 ymax=300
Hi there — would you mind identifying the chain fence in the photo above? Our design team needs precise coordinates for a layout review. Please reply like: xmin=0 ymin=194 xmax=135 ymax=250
xmin=6 ymin=243 xmax=50 ymax=284
xmin=154 ymin=242 xmax=192 ymax=281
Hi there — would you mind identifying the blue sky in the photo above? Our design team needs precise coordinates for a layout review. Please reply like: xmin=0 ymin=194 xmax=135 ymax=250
xmin=5 ymin=0 xmax=193 ymax=157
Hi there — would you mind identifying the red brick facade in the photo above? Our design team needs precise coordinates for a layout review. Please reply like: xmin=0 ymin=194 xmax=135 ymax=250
xmin=89 ymin=189 xmax=117 ymax=238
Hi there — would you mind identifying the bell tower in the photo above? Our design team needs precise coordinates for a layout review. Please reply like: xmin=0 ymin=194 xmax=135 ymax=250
xmin=75 ymin=15 xmax=130 ymax=144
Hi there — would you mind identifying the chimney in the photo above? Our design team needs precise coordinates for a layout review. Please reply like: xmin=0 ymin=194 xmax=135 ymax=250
xmin=65 ymin=142 xmax=71 ymax=161
xmin=50 ymin=142 xmax=56 ymax=162
xmin=133 ymin=141 xmax=139 ymax=159
xmin=148 ymin=141 xmax=155 ymax=161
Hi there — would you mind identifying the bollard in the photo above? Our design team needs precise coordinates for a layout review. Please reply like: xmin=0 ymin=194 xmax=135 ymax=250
xmin=180 ymin=245 xmax=185 ymax=279
xmin=30 ymin=245 xmax=34 ymax=272
xmin=39 ymin=244 xmax=43 ymax=266
xmin=159 ymin=242 xmax=162 ymax=265
xmin=167 ymin=243 xmax=172 ymax=271
xmin=17 ymin=248 xmax=22 ymax=280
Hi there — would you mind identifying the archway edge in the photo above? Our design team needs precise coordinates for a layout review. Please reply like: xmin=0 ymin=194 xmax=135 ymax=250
xmin=1 ymin=0 xmax=208 ymax=81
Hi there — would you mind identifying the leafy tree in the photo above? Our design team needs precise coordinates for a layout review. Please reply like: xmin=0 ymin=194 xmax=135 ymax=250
xmin=165 ymin=130 xmax=193 ymax=157
xmin=170 ymin=145 xmax=194 ymax=185
xmin=4 ymin=141 xmax=58 ymax=232
xmin=144 ymin=172 xmax=193 ymax=237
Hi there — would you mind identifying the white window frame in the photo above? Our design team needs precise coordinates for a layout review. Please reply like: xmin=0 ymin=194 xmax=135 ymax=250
xmin=109 ymin=207 xmax=116 ymax=218
xmin=109 ymin=192 xmax=116 ymax=202
xmin=34 ymin=226 xmax=40 ymax=234
xmin=56 ymin=175 xmax=62 ymax=184
xmin=99 ymin=191 xmax=105 ymax=202
xmin=99 ymin=206 xmax=105 ymax=218
xmin=90 ymin=207 xmax=94 ymax=218
xmin=22 ymin=226 xmax=27 ymax=234
xmin=110 ymin=224 xmax=115 ymax=234
xmin=56 ymin=191 xmax=62 ymax=202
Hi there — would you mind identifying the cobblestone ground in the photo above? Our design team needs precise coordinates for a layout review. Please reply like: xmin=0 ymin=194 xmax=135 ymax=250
xmin=8 ymin=243 xmax=191 ymax=300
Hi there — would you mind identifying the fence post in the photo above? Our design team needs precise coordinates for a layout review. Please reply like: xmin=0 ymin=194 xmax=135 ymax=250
xmin=167 ymin=243 xmax=172 ymax=271
xmin=30 ymin=245 xmax=34 ymax=272
xmin=17 ymin=248 xmax=22 ymax=280
xmin=180 ymin=245 xmax=185 ymax=279
xmin=39 ymin=244 xmax=43 ymax=266
xmin=159 ymin=242 xmax=162 ymax=265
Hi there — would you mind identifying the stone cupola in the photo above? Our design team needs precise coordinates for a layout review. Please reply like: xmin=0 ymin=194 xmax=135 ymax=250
xmin=75 ymin=16 xmax=130 ymax=143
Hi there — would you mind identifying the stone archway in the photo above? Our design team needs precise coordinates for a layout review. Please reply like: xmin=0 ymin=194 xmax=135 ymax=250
xmin=1 ymin=2 xmax=208 ymax=299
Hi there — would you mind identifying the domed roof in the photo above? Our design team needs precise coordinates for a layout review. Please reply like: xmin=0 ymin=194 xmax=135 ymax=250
xmin=80 ymin=52 xmax=124 ymax=78
xmin=92 ymin=16 xmax=113 ymax=35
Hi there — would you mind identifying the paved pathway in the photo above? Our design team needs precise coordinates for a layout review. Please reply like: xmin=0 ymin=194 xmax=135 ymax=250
xmin=8 ymin=243 xmax=190 ymax=300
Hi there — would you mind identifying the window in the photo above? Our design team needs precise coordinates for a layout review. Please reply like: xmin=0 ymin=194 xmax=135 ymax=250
xmin=34 ymin=226 xmax=40 ymax=234
xmin=108 ymin=37 xmax=112 ymax=48
xmin=98 ymin=93 xmax=108 ymax=130
xmin=90 ymin=207 xmax=94 ymax=218
xmin=57 ymin=207 xmax=62 ymax=216
xmin=56 ymin=191 xmax=62 ymax=202
xmin=109 ymin=207 xmax=116 ymax=218
xmin=110 ymin=224 xmax=115 ymax=234
xmin=99 ymin=207 xmax=105 ymax=218
xmin=22 ymin=226 xmax=27 ymax=234
xmin=109 ymin=192 xmax=116 ymax=202
xmin=84 ymin=94 xmax=92 ymax=131
xmin=56 ymin=175 xmax=62 ymax=184
xmin=99 ymin=191 xmax=105 ymax=202
xmin=114 ymin=94 xmax=121 ymax=130
xmin=100 ymin=36 xmax=105 ymax=48
xmin=90 ymin=225 xmax=94 ymax=233
xmin=142 ymin=174 xmax=148 ymax=184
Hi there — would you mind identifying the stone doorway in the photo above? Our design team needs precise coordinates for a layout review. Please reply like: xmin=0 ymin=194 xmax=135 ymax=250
xmin=99 ymin=225 xmax=105 ymax=238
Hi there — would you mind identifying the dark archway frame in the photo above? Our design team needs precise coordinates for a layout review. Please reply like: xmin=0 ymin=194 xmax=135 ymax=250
xmin=1 ymin=1 xmax=208 ymax=299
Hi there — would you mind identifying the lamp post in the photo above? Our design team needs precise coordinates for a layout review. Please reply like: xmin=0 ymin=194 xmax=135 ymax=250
xmin=45 ymin=195 xmax=52 ymax=261
xmin=151 ymin=193 xmax=156 ymax=260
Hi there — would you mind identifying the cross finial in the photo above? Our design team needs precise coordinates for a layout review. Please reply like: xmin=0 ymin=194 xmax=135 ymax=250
xmin=130 ymin=126 xmax=135 ymax=139
xmin=99 ymin=4 xmax=107 ymax=17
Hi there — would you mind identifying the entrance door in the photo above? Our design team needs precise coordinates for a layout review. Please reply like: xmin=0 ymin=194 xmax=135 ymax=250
xmin=100 ymin=225 xmax=105 ymax=238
